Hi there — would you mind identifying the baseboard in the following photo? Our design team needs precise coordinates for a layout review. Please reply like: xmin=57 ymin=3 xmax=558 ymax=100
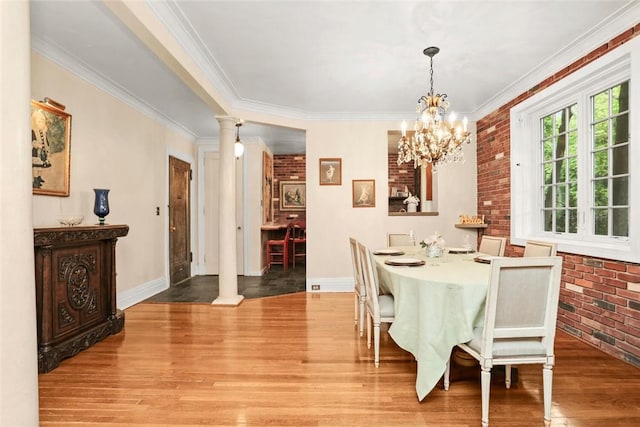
xmin=117 ymin=277 xmax=167 ymax=309
xmin=306 ymin=276 xmax=353 ymax=292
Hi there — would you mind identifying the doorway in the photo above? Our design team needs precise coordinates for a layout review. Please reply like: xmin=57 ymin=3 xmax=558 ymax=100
xmin=169 ymin=155 xmax=191 ymax=285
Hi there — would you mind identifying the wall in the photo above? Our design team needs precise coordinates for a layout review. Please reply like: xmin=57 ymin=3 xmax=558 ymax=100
xmin=273 ymin=154 xmax=306 ymax=224
xmin=31 ymin=52 xmax=197 ymax=304
xmin=476 ymin=25 xmax=640 ymax=367
xmin=305 ymin=120 xmax=478 ymax=291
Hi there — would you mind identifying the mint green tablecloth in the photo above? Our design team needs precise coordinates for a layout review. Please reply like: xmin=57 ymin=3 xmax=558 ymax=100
xmin=374 ymin=248 xmax=491 ymax=401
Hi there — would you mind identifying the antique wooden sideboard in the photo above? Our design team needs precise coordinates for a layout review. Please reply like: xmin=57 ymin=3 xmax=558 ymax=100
xmin=34 ymin=224 xmax=129 ymax=373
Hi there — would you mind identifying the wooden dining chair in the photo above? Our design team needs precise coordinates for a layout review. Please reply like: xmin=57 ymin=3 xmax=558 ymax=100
xmin=478 ymin=236 xmax=506 ymax=256
xmin=524 ymin=240 xmax=557 ymax=257
xmin=358 ymin=241 xmax=395 ymax=367
xmin=349 ymin=237 xmax=366 ymax=337
xmin=387 ymin=232 xmax=415 ymax=247
xmin=265 ymin=224 xmax=292 ymax=272
xmin=290 ymin=221 xmax=306 ymax=268
xmin=444 ymin=256 xmax=563 ymax=427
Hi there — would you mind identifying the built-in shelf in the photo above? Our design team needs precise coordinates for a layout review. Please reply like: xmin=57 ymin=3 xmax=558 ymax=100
xmin=455 ymin=223 xmax=488 ymax=229
xmin=389 ymin=211 xmax=439 ymax=217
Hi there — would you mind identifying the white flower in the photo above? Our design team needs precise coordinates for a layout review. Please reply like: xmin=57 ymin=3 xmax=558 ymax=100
xmin=420 ymin=231 xmax=445 ymax=249
xmin=403 ymin=193 xmax=420 ymax=204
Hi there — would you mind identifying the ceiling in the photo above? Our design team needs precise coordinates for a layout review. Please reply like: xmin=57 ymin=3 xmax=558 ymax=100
xmin=30 ymin=1 xmax=637 ymax=154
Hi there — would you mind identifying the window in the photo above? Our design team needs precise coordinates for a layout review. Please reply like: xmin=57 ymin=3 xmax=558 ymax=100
xmin=511 ymin=40 xmax=639 ymax=262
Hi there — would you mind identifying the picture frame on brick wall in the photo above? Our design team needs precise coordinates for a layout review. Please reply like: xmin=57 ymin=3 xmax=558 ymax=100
xmin=352 ymin=179 xmax=375 ymax=208
xmin=319 ymin=158 xmax=341 ymax=185
xmin=280 ymin=181 xmax=306 ymax=211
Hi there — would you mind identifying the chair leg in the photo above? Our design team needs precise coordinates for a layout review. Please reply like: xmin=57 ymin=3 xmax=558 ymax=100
xmin=366 ymin=313 xmax=372 ymax=349
xmin=505 ymin=364 xmax=512 ymax=389
xmin=543 ymin=364 xmax=553 ymax=426
xmin=481 ymin=367 xmax=491 ymax=427
xmin=443 ymin=359 xmax=450 ymax=391
xmin=358 ymin=297 xmax=366 ymax=337
xmin=353 ymin=292 xmax=358 ymax=326
xmin=373 ymin=322 xmax=380 ymax=368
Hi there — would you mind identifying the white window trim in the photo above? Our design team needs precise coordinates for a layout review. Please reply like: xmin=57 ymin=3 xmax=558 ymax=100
xmin=510 ymin=37 xmax=639 ymax=263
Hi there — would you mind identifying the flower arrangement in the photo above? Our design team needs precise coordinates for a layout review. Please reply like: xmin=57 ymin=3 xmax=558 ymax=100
xmin=403 ymin=193 xmax=420 ymax=205
xmin=420 ymin=231 xmax=445 ymax=251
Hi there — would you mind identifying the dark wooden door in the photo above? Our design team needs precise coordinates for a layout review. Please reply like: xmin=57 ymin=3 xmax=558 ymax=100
xmin=169 ymin=156 xmax=191 ymax=285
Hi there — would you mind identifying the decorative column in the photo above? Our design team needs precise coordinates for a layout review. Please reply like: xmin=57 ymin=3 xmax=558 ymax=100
xmin=1 ymin=1 xmax=40 ymax=423
xmin=212 ymin=116 xmax=244 ymax=306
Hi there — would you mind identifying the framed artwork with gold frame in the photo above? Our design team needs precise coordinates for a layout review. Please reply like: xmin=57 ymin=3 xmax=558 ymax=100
xmin=352 ymin=179 xmax=375 ymax=208
xmin=319 ymin=158 xmax=342 ymax=185
xmin=31 ymin=99 xmax=72 ymax=196
xmin=280 ymin=181 xmax=306 ymax=211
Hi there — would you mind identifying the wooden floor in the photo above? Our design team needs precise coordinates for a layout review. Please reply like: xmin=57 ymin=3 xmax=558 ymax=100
xmin=39 ymin=293 xmax=640 ymax=426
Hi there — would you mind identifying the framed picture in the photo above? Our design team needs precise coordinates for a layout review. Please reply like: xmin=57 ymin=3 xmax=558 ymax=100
xmin=319 ymin=158 xmax=342 ymax=185
xmin=262 ymin=151 xmax=274 ymax=224
xmin=352 ymin=179 xmax=375 ymax=208
xmin=280 ymin=181 xmax=306 ymax=211
xmin=31 ymin=99 xmax=72 ymax=196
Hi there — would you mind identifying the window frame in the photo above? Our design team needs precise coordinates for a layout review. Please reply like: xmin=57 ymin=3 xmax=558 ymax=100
xmin=510 ymin=39 xmax=639 ymax=262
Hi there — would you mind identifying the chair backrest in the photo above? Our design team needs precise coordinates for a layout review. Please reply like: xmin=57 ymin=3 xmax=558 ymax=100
xmin=357 ymin=241 xmax=380 ymax=319
xmin=481 ymin=256 xmax=563 ymax=358
xmin=479 ymin=236 xmax=506 ymax=256
xmin=349 ymin=237 xmax=365 ymax=295
xmin=387 ymin=233 xmax=414 ymax=247
xmin=289 ymin=221 xmax=306 ymax=240
xmin=524 ymin=240 xmax=557 ymax=257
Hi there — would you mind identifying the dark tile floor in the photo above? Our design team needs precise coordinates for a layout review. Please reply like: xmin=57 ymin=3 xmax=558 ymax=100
xmin=143 ymin=264 xmax=306 ymax=303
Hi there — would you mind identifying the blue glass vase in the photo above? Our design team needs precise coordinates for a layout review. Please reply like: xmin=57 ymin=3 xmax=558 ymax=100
xmin=93 ymin=188 xmax=110 ymax=225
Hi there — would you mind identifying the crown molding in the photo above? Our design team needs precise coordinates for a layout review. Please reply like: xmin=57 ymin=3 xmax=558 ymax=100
xmin=31 ymin=35 xmax=196 ymax=141
xmin=472 ymin=1 xmax=640 ymax=120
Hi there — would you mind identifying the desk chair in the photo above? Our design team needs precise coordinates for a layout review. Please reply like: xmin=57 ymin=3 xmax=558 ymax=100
xmin=290 ymin=221 xmax=306 ymax=268
xmin=524 ymin=240 xmax=557 ymax=257
xmin=266 ymin=224 xmax=292 ymax=272
xmin=358 ymin=241 xmax=395 ymax=367
xmin=387 ymin=232 xmax=415 ymax=247
xmin=444 ymin=256 xmax=563 ymax=427
xmin=349 ymin=237 xmax=366 ymax=336
xmin=479 ymin=236 xmax=506 ymax=256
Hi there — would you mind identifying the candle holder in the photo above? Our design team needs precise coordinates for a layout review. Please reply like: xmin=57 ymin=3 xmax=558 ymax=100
xmin=93 ymin=188 xmax=110 ymax=225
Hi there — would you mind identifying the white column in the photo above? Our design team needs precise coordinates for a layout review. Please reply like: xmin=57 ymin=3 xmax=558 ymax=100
xmin=1 ymin=1 xmax=40 ymax=424
xmin=212 ymin=116 xmax=244 ymax=306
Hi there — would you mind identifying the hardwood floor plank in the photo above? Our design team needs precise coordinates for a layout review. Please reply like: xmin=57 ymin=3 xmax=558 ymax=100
xmin=39 ymin=293 xmax=640 ymax=426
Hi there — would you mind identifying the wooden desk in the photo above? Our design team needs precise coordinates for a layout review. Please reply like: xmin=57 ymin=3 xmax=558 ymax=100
xmin=34 ymin=224 xmax=129 ymax=373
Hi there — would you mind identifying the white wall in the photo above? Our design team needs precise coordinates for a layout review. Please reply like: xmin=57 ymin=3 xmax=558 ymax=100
xmin=31 ymin=52 xmax=196 ymax=304
xmin=305 ymin=120 xmax=478 ymax=291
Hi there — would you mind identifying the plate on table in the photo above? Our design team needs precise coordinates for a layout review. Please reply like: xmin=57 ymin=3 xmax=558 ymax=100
xmin=384 ymin=257 xmax=425 ymax=267
xmin=474 ymin=255 xmax=502 ymax=264
xmin=373 ymin=248 xmax=405 ymax=256
xmin=448 ymin=247 xmax=475 ymax=254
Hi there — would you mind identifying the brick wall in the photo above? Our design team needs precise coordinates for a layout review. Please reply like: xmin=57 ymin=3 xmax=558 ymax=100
xmin=476 ymin=25 xmax=640 ymax=367
xmin=388 ymin=152 xmax=417 ymax=196
xmin=273 ymin=154 xmax=306 ymax=224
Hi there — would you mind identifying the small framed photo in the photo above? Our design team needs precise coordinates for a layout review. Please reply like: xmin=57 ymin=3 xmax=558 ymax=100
xmin=280 ymin=181 xmax=306 ymax=211
xmin=352 ymin=179 xmax=375 ymax=208
xmin=31 ymin=99 xmax=72 ymax=196
xmin=319 ymin=158 xmax=342 ymax=185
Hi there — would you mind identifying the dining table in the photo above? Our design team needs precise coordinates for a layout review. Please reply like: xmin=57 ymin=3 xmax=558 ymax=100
xmin=373 ymin=246 xmax=493 ymax=401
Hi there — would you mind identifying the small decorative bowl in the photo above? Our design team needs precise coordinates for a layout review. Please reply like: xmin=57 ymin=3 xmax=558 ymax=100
xmin=58 ymin=215 xmax=84 ymax=226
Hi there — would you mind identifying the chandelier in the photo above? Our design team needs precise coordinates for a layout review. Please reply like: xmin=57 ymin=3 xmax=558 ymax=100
xmin=397 ymin=46 xmax=470 ymax=170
